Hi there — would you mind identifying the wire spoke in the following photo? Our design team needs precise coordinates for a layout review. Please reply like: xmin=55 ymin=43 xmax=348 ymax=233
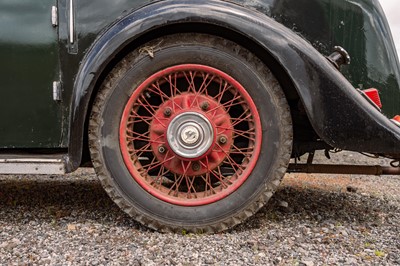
xmin=189 ymin=73 xmax=216 ymax=107
xmin=126 ymin=130 xmax=164 ymax=145
xmin=215 ymin=143 xmax=245 ymax=174
xmin=186 ymin=175 xmax=198 ymax=199
xmin=183 ymin=70 xmax=197 ymax=93
xmin=206 ymin=94 xmax=242 ymax=114
xmin=232 ymin=129 xmax=256 ymax=141
xmin=164 ymin=73 xmax=182 ymax=96
xmin=137 ymin=96 xmax=159 ymax=114
xmin=168 ymin=173 xmax=185 ymax=196
xmin=201 ymin=172 xmax=217 ymax=197
xmin=216 ymin=82 xmax=231 ymax=104
xmin=128 ymin=111 xmax=153 ymax=126
xmin=198 ymin=158 xmax=214 ymax=196
xmin=144 ymin=155 xmax=175 ymax=173
xmin=212 ymin=166 xmax=233 ymax=188
xmin=132 ymin=142 xmax=153 ymax=156
xmin=146 ymin=82 xmax=169 ymax=103
xmin=150 ymin=165 xmax=171 ymax=189
xmin=136 ymin=99 xmax=167 ymax=129
xmin=231 ymin=143 xmax=253 ymax=158
xmin=231 ymin=112 xmax=252 ymax=127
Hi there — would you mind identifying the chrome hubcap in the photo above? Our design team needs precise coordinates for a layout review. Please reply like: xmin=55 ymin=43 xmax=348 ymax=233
xmin=167 ymin=112 xmax=214 ymax=159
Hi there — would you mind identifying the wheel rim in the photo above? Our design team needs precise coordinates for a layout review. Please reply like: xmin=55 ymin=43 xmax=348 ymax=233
xmin=119 ymin=64 xmax=262 ymax=206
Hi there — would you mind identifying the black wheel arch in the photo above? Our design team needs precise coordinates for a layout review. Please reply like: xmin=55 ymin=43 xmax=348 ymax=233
xmin=67 ymin=0 xmax=400 ymax=172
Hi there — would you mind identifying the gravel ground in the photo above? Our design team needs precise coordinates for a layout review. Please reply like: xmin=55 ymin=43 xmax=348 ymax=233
xmin=0 ymin=152 xmax=399 ymax=265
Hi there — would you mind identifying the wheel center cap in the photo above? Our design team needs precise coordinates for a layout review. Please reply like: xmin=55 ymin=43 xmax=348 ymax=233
xmin=167 ymin=112 xmax=214 ymax=159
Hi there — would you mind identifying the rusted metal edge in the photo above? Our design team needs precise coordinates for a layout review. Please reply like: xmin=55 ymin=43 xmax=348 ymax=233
xmin=287 ymin=164 xmax=400 ymax=176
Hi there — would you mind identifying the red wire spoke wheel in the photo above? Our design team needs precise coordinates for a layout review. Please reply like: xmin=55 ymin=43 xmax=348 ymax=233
xmin=119 ymin=64 xmax=262 ymax=206
xmin=89 ymin=34 xmax=292 ymax=233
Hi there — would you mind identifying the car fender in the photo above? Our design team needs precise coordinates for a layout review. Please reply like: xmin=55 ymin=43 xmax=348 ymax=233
xmin=67 ymin=0 xmax=400 ymax=171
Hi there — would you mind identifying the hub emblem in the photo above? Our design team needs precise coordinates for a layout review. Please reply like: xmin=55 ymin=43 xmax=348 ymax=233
xmin=181 ymin=126 xmax=200 ymax=145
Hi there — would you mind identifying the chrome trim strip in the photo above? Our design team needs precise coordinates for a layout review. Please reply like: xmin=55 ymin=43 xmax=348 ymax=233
xmin=51 ymin=6 xmax=58 ymax=27
xmin=69 ymin=0 xmax=74 ymax=44
xmin=0 ymin=159 xmax=63 ymax=163
xmin=53 ymin=81 xmax=61 ymax=101
xmin=0 ymin=159 xmax=65 ymax=174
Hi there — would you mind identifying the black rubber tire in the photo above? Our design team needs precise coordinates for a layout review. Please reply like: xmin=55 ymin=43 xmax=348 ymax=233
xmin=89 ymin=33 xmax=292 ymax=233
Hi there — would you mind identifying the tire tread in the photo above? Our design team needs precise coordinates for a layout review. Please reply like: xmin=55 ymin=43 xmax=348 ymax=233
xmin=89 ymin=33 xmax=292 ymax=233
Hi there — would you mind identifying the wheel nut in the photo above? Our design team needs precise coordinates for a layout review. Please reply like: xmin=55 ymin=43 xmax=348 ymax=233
xmin=200 ymin=101 xmax=209 ymax=111
xmin=164 ymin=107 xmax=172 ymax=117
xmin=219 ymin=135 xmax=227 ymax=144
xmin=192 ymin=162 xmax=201 ymax=171
xmin=158 ymin=145 xmax=166 ymax=154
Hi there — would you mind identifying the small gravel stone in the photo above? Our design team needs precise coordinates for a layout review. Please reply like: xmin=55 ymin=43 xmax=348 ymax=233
xmin=301 ymin=259 xmax=315 ymax=266
xmin=0 ymin=152 xmax=399 ymax=265
xmin=346 ymin=186 xmax=358 ymax=193
xmin=346 ymin=257 xmax=358 ymax=264
xmin=278 ymin=200 xmax=289 ymax=208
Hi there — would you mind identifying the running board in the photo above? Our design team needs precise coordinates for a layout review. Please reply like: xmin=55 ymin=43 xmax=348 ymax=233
xmin=0 ymin=155 xmax=67 ymax=174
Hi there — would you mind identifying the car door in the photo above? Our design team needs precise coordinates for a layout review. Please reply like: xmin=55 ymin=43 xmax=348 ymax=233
xmin=0 ymin=0 xmax=63 ymax=148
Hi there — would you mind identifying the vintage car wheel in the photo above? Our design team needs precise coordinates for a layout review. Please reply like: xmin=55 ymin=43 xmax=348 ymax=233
xmin=89 ymin=34 xmax=292 ymax=233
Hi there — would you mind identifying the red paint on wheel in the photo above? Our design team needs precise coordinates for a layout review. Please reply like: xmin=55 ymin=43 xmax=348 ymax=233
xmin=119 ymin=64 xmax=262 ymax=206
